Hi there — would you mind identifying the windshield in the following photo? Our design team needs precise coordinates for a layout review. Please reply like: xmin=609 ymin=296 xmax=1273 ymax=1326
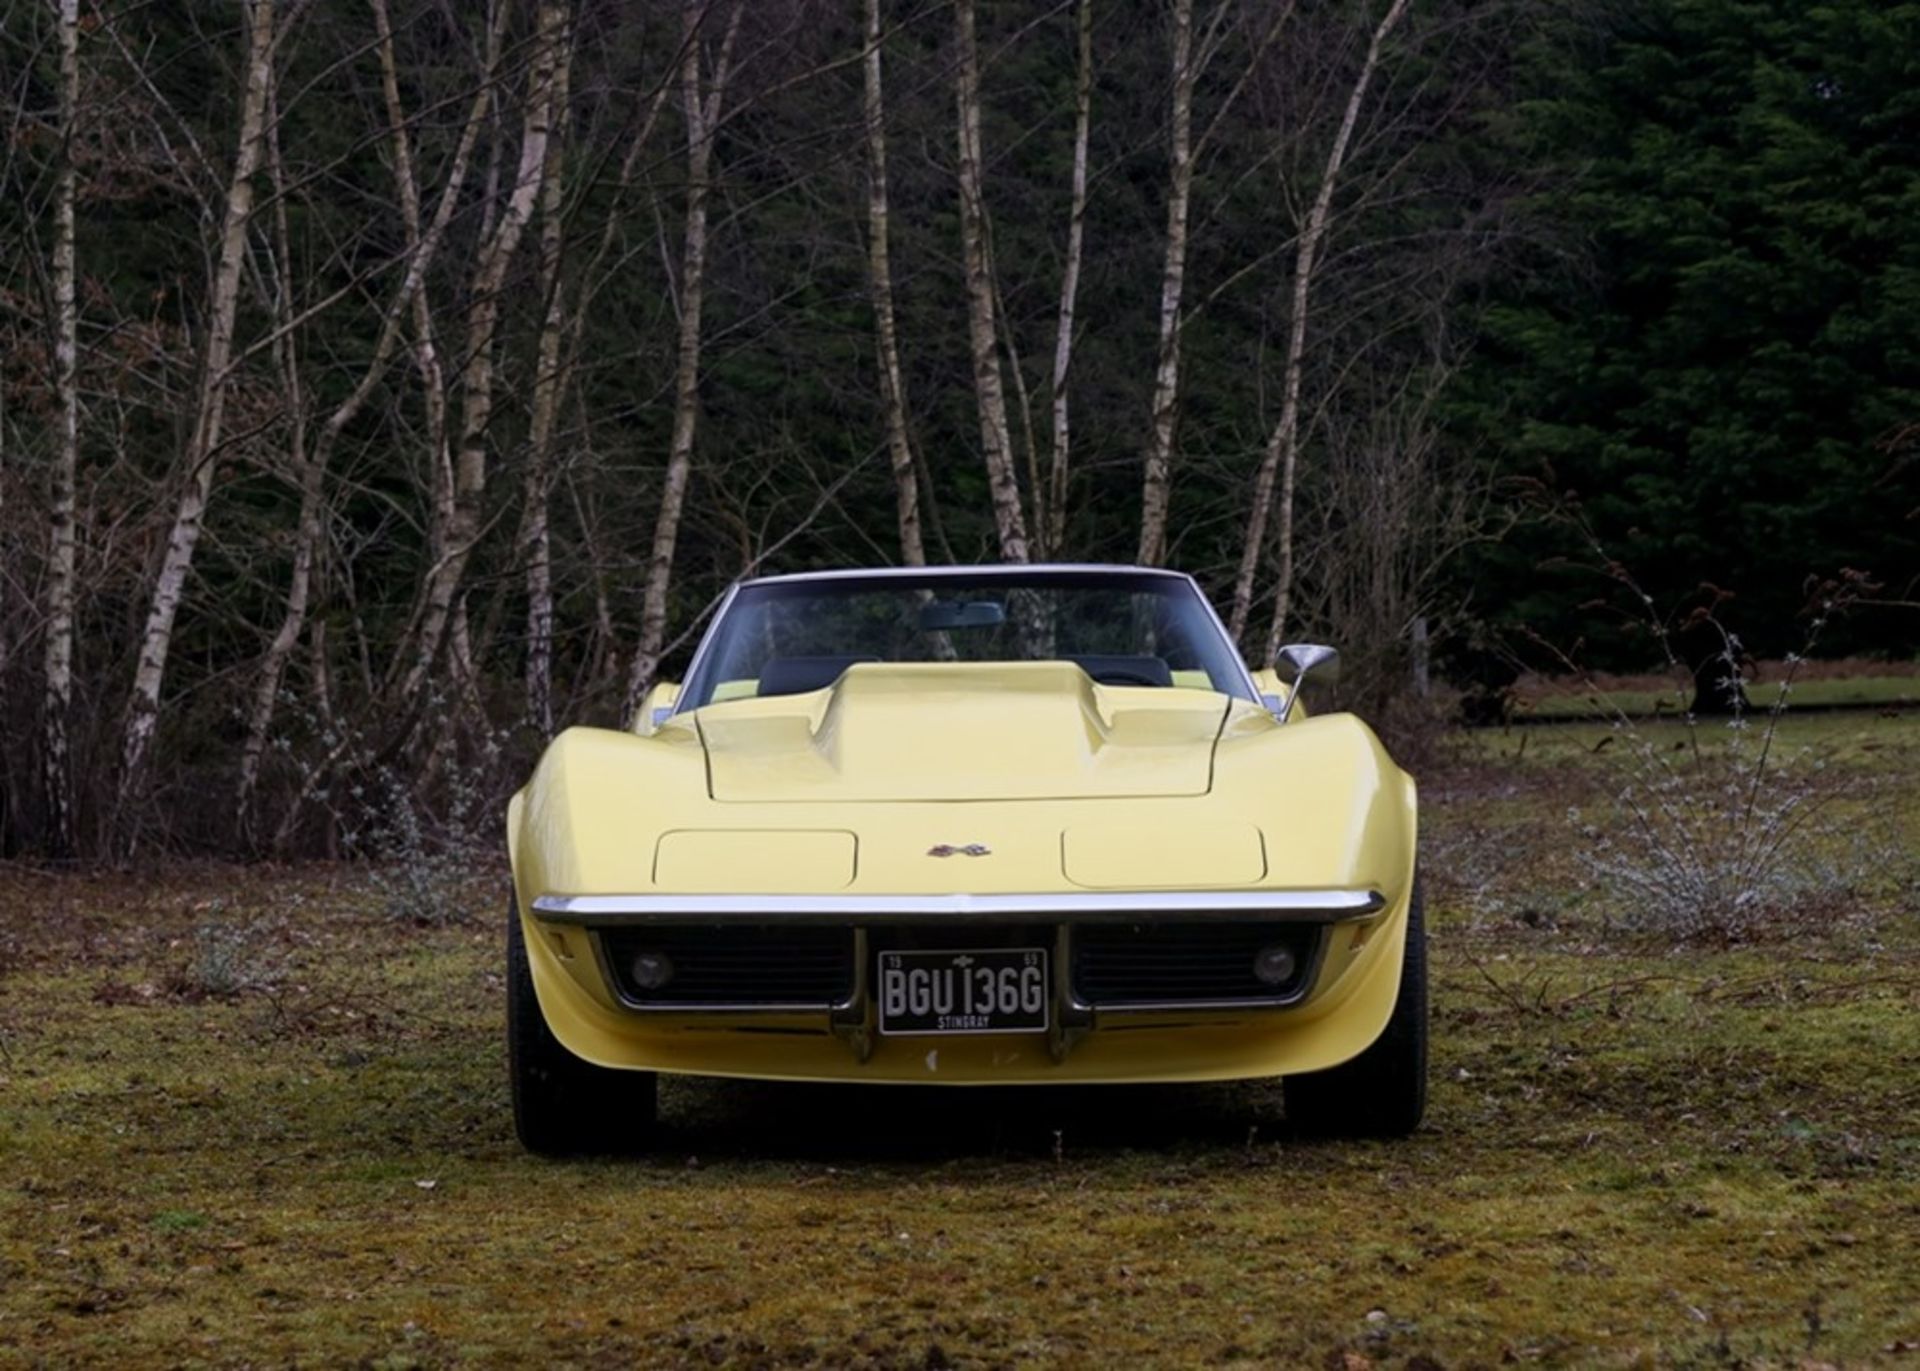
xmin=678 ymin=570 xmax=1253 ymax=710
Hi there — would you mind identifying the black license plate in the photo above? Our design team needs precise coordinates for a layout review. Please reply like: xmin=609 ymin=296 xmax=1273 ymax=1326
xmin=876 ymin=948 xmax=1049 ymax=1035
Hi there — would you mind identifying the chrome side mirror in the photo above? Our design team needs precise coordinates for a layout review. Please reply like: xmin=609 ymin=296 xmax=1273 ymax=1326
xmin=1273 ymin=643 xmax=1337 ymax=723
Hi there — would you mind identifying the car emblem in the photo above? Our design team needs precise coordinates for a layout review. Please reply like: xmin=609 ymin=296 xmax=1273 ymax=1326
xmin=927 ymin=843 xmax=991 ymax=858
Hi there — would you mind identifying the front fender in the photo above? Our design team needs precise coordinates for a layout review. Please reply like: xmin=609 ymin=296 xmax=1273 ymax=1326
xmin=508 ymin=724 xmax=708 ymax=909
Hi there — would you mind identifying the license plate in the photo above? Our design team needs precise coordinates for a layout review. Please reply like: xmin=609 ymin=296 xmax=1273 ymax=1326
xmin=876 ymin=948 xmax=1049 ymax=1035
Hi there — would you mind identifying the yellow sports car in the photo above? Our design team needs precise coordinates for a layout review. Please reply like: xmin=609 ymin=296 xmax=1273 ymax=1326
xmin=507 ymin=565 xmax=1422 ymax=1152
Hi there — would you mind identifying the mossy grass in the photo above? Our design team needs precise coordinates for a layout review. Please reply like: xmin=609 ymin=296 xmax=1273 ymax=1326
xmin=2 ymin=723 xmax=1915 ymax=1366
xmin=1518 ymin=674 xmax=1920 ymax=721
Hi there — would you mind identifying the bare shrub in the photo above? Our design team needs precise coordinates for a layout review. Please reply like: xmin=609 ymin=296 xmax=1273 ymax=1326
xmin=347 ymin=727 xmax=510 ymax=928
xmin=1568 ymin=722 xmax=1849 ymax=940
xmin=0 ymin=894 xmax=25 ymax=978
xmin=255 ymin=679 xmax=515 ymax=924
xmin=1280 ymin=360 xmax=1512 ymax=770
xmin=1544 ymin=563 xmax=1902 ymax=942
xmin=1424 ymin=799 xmax=1584 ymax=934
xmin=174 ymin=909 xmax=287 ymax=998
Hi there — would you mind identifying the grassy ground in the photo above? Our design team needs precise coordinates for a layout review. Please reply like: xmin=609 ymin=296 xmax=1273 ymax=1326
xmin=1512 ymin=660 xmax=1920 ymax=720
xmin=2 ymin=717 xmax=1917 ymax=1368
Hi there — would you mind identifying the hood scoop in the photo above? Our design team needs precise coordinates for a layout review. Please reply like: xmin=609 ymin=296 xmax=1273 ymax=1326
xmin=697 ymin=661 xmax=1228 ymax=802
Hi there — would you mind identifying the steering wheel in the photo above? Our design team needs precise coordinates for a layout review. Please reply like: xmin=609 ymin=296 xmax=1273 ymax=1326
xmin=1090 ymin=668 xmax=1166 ymax=687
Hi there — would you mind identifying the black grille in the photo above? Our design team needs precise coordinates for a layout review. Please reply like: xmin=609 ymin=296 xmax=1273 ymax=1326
xmin=598 ymin=921 xmax=1323 ymax=1012
xmin=1072 ymin=922 xmax=1321 ymax=1006
xmin=600 ymin=925 xmax=855 ymax=1006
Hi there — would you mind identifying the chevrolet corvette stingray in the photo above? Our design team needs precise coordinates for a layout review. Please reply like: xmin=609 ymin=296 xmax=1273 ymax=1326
xmin=506 ymin=565 xmax=1423 ymax=1152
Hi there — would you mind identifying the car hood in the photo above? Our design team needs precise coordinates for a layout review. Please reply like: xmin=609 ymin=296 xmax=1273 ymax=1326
xmin=691 ymin=661 xmax=1236 ymax=802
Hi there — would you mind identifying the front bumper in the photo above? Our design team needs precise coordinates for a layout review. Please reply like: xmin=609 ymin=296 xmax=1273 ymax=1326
xmin=521 ymin=886 xmax=1410 ymax=1084
xmin=534 ymin=888 xmax=1385 ymax=923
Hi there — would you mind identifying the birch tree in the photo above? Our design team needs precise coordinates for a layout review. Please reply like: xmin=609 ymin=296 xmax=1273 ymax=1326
xmin=518 ymin=3 xmax=575 ymax=739
xmin=622 ymin=0 xmax=744 ymax=718
xmin=117 ymin=0 xmax=277 ymax=832
xmin=399 ymin=0 xmax=567 ymax=708
xmin=1229 ymin=0 xmax=1414 ymax=651
xmin=233 ymin=0 xmax=501 ymax=825
xmin=1042 ymin=0 xmax=1093 ymax=563
xmin=382 ymin=8 xmax=512 ymax=715
xmin=42 ymin=0 xmax=80 ymax=858
xmin=0 ymin=0 xmax=1558 ymax=860
xmin=1135 ymin=0 xmax=1196 ymax=569
xmin=953 ymin=0 xmax=1029 ymax=563
xmin=1136 ymin=0 xmax=1292 ymax=568
xmin=522 ymin=49 xmax=678 ymax=721
xmin=241 ymin=79 xmax=313 ymax=840
xmin=861 ymin=0 xmax=927 ymax=567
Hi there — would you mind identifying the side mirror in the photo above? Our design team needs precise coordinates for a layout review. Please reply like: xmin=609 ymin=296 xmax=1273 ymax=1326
xmin=1273 ymin=644 xmax=1337 ymax=723
xmin=634 ymin=681 xmax=680 ymax=735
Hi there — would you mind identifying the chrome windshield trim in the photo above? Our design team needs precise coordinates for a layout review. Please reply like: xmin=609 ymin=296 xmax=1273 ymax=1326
xmin=739 ymin=563 xmax=1193 ymax=586
xmin=533 ymin=888 xmax=1383 ymax=926
xmin=1190 ymin=573 xmax=1264 ymax=702
xmin=669 ymin=582 xmax=740 ymax=714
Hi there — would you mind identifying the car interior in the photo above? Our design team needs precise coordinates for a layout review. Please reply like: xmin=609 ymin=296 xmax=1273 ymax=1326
xmin=750 ymin=653 xmax=1179 ymax=697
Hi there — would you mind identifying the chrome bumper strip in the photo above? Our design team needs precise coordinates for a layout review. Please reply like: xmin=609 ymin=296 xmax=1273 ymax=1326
xmin=532 ymin=888 xmax=1383 ymax=926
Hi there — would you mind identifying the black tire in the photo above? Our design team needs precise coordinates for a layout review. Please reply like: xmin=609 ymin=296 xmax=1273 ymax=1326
xmin=1284 ymin=882 xmax=1428 ymax=1138
xmin=507 ymin=899 xmax=659 ymax=1156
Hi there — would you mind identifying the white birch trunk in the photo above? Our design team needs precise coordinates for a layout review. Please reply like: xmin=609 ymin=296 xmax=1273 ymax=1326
xmin=1046 ymin=0 xmax=1093 ymax=562
xmin=549 ymin=58 xmax=675 ymax=709
xmin=622 ymin=1 xmax=743 ymax=719
xmin=235 ymin=0 xmax=499 ymax=822
xmin=390 ymin=0 xmax=504 ymax=691
xmin=861 ymin=0 xmax=927 ymax=567
xmin=42 ymin=0 xmax=81 ymax=857
xmin=994 ymin=261 xmax=1044 ymax=548
xmin=1136 ymin=0 xmax=1196 ymax=568
xmin=1228 ymin=0 xmax=1413 ymax=651
xmin=520 ymin=7 xmax=575 ymax=739
xmin=118 ymin=0 xmax=276 ymax=830
xmin=953 ymin=0 xmax=1030 ymax=563
xmin=236 ymin=85 xmax=313 ymax=839
xmin=400 ymin=0 xmax=566 ymax=706
xmin=523 ymin=62 xmax=675 ymax=716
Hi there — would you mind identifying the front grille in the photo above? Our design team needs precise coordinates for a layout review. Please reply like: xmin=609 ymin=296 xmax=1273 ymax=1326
xmin=598 ymin=920 xmax=1323 ymax=1013
xmin=600 ymin=925 xmax=855 ymax=1007
xmin=1072 ymin=921 xmax=1321 ymax=1006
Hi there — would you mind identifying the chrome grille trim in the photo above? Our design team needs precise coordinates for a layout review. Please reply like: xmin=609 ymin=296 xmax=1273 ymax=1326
xmin=532 ymin=888 xmax=1383 ymax=926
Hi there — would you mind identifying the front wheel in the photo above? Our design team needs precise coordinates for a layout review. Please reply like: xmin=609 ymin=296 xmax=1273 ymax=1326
xmin=1284 ymin=882 xmax=1428 ymax=1138
xmin=507 ymin=898 xmax=659 ymax=1155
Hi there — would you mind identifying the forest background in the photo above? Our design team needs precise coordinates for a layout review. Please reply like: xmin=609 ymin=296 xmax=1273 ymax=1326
xmin=1 ymin=0 xmax=1915 ymax=860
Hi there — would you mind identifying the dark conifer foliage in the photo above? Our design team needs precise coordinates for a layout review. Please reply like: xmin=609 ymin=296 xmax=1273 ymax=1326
xmin=1459 ymin=0 xmax=1920 ymax=663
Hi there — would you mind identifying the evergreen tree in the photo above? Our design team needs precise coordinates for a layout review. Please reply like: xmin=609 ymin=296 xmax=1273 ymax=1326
xmin=1467 ymin=0 xmax=1920 ymax=663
